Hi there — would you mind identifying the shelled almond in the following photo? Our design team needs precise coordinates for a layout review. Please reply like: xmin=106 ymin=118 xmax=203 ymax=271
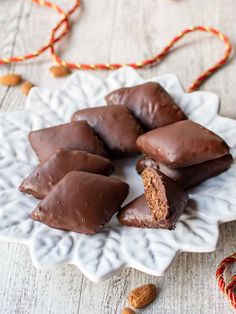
xmin=49 ymin=65 xmax=71 ymax=77
xmin=21 ymin=81 xmax=34 ymax=96
xmin=121 ymin=308 xmax=135 ymax=314
xmin=128 ymin=284 xmax=157 ymax=309
xmin=0 ymin=73 xmax=22 ymax=86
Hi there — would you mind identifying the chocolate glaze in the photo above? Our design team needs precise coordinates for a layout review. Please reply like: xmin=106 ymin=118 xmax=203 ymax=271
xmin=105 ymin=82 xmax=186 ymax=130
xmin=118 ymin=194 xmax=162 ymax=228
xmin=136 ymin=120 xmax=230 ymax=168
xmin=136 ymin=155 xmax=159 ymax=174
xmin=29 ymin=121 xmax=108 ymax=161
xmin=19 ymin=149 xmax=114 ymax=199
xmin=118 ymin=168 xmax=189 ymax=230
xmin=31 ymin=171 xmax=129 ymax=235
xmin=136 ymin=154 xmax=233 ymax=188
xmin=71 ymin=105 xmax=142 ymax=157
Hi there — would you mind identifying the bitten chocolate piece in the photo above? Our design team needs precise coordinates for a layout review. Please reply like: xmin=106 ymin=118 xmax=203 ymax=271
xmin=136 ymin=154 xmax=233 ymax=188
xmin=137 ymin=120 xmax=230 ymax=168
xmin=71 ymin=105 xmax=142 ymax=157
xmin=105 ymin=82 xmax=186 ymax=130
xmin=141 ymin=168 xmax=188 ymax=229
xmin=19 ymin=149 xmax=114 ymax=199
xmin=118 ymin=168 xmax=188 ymax=229
xmin=31 ymin=171 xmax=129 ymax=234
xmin=29 ymin=121 xmax=107 ymax=161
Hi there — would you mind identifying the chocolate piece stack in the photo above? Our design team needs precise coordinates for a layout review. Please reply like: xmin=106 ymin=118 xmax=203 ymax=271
xmin=19 ymin=80 xmax=232 ymax=234
xmin=20 ymin=121 xmax=129 ymax=234
xmin=136 ymin=120 xmax=232 ymax=188
xmin=119 ymin=120 xmax=231 ymax=229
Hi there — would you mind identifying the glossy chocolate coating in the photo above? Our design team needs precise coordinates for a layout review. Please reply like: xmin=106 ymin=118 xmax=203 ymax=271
xmin=31 ymin=171 xmax=129 ymax=235
xmin=136 ymin=120 xmax=230 ymax=168
xmin=105 ymin=82 xmax=186 ymax=130
xmin=136 ymin=154 xmax=233 ymax=188
xmin=29 ymin=121 xmax=108 ymax=161
xmin=19 ymin=149 xmax=114 ymax=199
xmin=71 ymin=105 xmax=142 ymax=157
xmin=118 ymin=194 xmax=162 ymax=228
xmin=136 ymin=155 xmax=159 ymax=174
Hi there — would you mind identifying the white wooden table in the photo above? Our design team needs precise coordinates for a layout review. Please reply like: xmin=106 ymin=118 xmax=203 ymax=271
xmin=0 ymin=1 xmax=236 ymax=313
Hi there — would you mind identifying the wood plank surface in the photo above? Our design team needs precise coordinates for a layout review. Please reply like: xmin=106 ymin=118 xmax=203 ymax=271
xmin=0 ymin=1 xmax=235 ymax=313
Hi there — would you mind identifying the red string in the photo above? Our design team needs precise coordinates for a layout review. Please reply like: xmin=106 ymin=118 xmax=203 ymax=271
xmin=216 ymin=253 xmax=236 ymax=310
xmin=0 ymin=0 xmax=233 ymax=92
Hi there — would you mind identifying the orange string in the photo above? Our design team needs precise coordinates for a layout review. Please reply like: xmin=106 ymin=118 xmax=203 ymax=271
xmin=0 ymin=0 xmax=69 ymax=63
xmin=51 ymin=25 xmax=232 ymax=92
xmin=0 ymin=0 xmax=233 ymax=92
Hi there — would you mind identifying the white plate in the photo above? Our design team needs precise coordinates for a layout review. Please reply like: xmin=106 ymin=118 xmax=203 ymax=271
xmin=0 ymin=67 xmax=235 ymax=282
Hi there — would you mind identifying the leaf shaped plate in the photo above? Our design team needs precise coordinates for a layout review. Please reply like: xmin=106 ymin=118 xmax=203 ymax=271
xmin=0 ymin=67 xmax=235 ymax=282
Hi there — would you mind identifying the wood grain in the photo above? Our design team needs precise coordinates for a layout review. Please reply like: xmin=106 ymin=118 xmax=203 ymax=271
xmin=0 ymin=0 xmax=236 ymax=313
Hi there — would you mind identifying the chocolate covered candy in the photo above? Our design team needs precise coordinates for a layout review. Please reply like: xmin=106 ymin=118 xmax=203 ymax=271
xmin=31 ymin=171 xmax=129 ymax=234
xmin=118 ymin=168 xmax=189 ymax=229
xmin=19 ymin=149 xmax=114 ymax=199
xmin=118 ymin=194 xmax=161 ymax=228
xmin=137 ymin=120 xmax=230 ymax=168
xmin=136 ymin=154 xmax=233 ymax=188
xmin=29 ymin=121 xmax=107 ymax=161
xmin=105 ymin=82 xmax=186 ymax=130
xmin=72 ymin=105 xmax=142 ymax=157
xmin=136 ymin=155 xmax=159 ymax=174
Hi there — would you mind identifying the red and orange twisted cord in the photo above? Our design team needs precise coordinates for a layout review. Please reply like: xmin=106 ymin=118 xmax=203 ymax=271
xmin=0 ymin=0 xmax=233 ymax=92
xmin=216 ymin=253 xmax=236 ymax=310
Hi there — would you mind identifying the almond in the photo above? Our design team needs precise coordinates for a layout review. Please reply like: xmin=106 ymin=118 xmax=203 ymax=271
xmin=49 ymin=65 xmax=71 ymax=77
xmin=21 ymin=81 xmax=34 ymax=96
xmin=122 ymin=308 xmax=135 ymax=314
xmin=128 ymin=284 xmax=157 ymax=309
xmin=0 ymin=73 xmax=22 ymax=86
